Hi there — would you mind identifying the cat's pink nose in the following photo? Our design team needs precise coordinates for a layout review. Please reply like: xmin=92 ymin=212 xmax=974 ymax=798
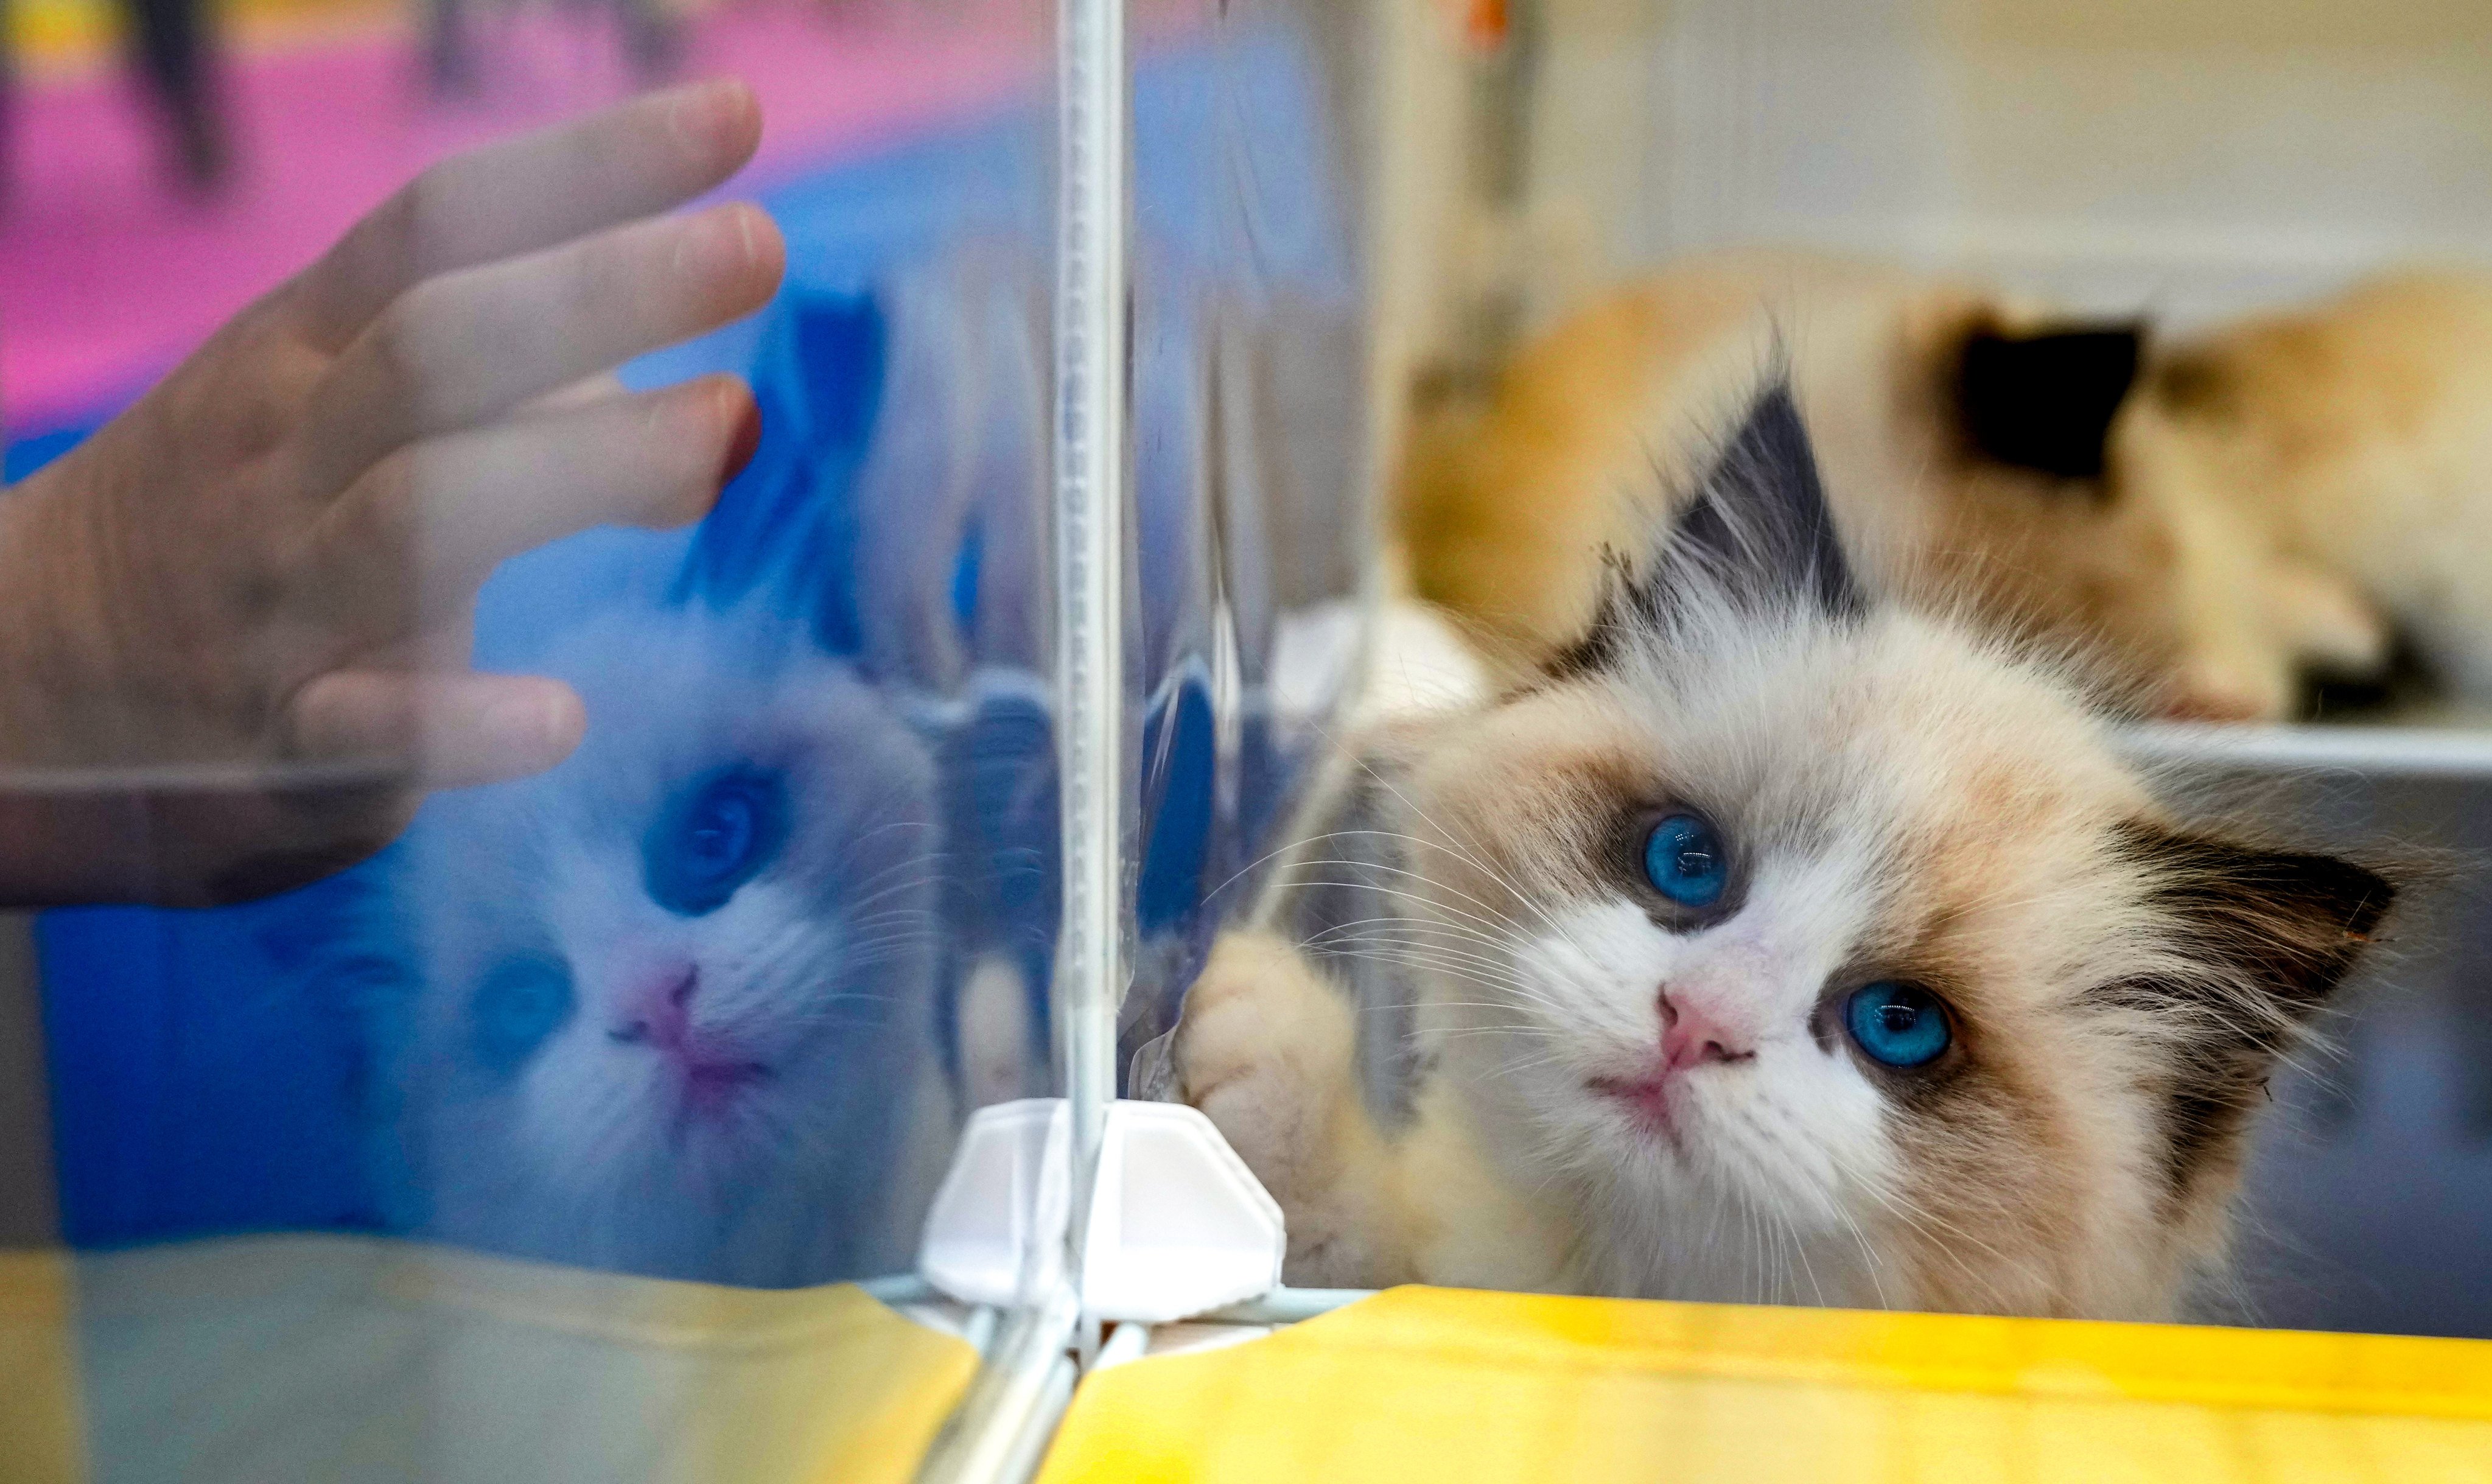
xmin=611 ymin=968 xmax=699 ymax=1054
xmin=1659 ymin=990 xmax=1752 ymax=1072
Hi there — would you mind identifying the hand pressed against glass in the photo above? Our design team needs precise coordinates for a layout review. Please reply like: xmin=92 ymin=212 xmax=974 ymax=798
xmin=0 ymin=79 xmax=786 ymax=906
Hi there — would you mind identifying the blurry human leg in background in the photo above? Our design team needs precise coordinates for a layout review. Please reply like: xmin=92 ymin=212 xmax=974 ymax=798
xmin=125 ymin=0 xmax=227 ymax=191
xmin=0 ymin=0 xmax=15 ymax=205
xmin=428 ymin=0 xmax=679 ymax=98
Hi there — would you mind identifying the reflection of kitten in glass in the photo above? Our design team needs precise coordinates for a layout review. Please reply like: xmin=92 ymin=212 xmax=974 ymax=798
xmin=1180 ymin=385 xmax=2396 ymax=1319
xmin=380 ymin=611 xmax=946 ymax=1287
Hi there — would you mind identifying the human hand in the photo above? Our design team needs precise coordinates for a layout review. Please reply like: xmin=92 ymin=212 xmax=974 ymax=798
xmin=0 ymin=79 xmax=785 ymax=906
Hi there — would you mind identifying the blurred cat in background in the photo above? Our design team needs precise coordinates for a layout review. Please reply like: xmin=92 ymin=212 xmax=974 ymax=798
xmin=1183 ymin=383 xmax=2396 ymax=1318
xmin=1398 ymin=252 xmax=2389 ymax=719
xmin=2118 ymin=271 xmax=2492 ymax=710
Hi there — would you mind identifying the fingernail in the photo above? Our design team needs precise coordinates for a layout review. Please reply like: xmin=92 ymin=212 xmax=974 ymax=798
xmin=720 ymin=388 xmax=762 ymax=485
xmin=481 ymin=695 xmax=548 ymax=753
xmin=674 ymin=204 xmax=763 ymax=278
xmin=486 ymin=692 xmax=584 ymax=770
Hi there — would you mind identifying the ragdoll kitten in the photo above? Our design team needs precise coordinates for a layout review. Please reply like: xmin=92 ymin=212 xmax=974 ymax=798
xmin=1180 ymin=383 xmax=2395 ymax=1318
xmin=2117 ymin=270 xmax=2492 ymax=707
xmin=376 ymin=608 xmax=947 ymax=1287
xmin=1396 ymin=252 xmax=2387 ymax=721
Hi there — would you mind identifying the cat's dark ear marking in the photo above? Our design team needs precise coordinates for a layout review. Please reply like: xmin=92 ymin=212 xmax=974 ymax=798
xmin=671 ymin=289 xmax=887 ymax=655
xmin=1543 ymin=381 xmax=1863 ymax=679
xmin=2110 ymin=822 xmax=2395 ymax=1199
xmin=1956 ymin=322 xmax=2144 ymax=481
xmin=253 ymin=854 xmax=404 ymax=971
xmin=1668 ymin=379 xmax=1864 ymax=618
xmin=2128 ymin=825 xmax=2393 ymax=1013
xmin=1542 ymin=546 xmax=1639 ymax=679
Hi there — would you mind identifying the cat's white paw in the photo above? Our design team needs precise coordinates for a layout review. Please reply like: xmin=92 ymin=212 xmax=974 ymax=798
xmin=1175 ymin=929 xmax=1360 ymax=1210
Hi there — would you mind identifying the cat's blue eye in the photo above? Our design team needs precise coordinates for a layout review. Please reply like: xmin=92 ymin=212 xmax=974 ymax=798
xmin=1844 ymin=981 xmax=1952 ymax=1069
xmin=472 ymin=954 xmax=576 ymax=1074
xmin=646 ymin=766 xmax=791 ymax=916
xmin=1642 ymin=812 xmax=1729 ymax=909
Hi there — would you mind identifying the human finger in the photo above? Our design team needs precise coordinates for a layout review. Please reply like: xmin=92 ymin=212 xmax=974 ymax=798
xmin=307 ymin=373 xmax=758 ymax=631
xmin=302 ymin=201 xmax=781 ymax=491
xmin=288 ymin=668 xmax=587 ymax=787
xmin=293 ymin=78 xmax=763 ymax=349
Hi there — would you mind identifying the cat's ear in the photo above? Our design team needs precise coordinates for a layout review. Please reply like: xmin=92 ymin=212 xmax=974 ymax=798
xmin=1955 ymin=321 xmax=2144 ymax=481
xmin=1547 ymin=380 xmax=1862 ymax=677
xmin=672 ymin=287 xmax=888 ymax=653
xmin=2117 ymin=823 xmax=2395 ymax=1191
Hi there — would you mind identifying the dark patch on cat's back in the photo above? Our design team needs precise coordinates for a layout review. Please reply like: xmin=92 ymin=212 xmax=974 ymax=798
xmin=2148 ymin=350 xmax=2236 ymax=422
xmin=1956 ymin=324 xmax=2142 ymax=482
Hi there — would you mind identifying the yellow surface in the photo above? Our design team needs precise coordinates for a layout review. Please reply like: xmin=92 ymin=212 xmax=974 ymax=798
xmin=1035 ymin=1286 xmax=2492 ymax=1483
xmin=0 ymin=1233 xmax=976 ymax=1484
xmin=0 ymin=1248 xmax=84 ymax=1484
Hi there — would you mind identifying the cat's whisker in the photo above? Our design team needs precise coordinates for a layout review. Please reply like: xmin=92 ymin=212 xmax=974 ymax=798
xmin=1313 ymin=950 xmax=1578 ymax=1020
xmin=1304 ymin=934 xmax=1541 ymax=985
xmin=1334 ymin=825 xmax=1594 ymax=955
xmin=1273 ymin=856 xmax=1544 ymax=945
xmin=1311 ymin=951 xmax=1573 ymax=1009
xmin=1281 ymin=825 xmax=1558 ymax=945
xmin=1296 ymin=912 xmax=1521 ymax=956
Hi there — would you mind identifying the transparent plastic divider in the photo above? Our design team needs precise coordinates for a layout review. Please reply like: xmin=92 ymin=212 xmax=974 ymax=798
xmin=909 ymin=0 xmax=1127 ymax=1476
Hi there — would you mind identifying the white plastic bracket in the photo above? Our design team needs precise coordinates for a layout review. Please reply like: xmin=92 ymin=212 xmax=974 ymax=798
xmin=916 ymin=1097 xmax=1285 ymax=1324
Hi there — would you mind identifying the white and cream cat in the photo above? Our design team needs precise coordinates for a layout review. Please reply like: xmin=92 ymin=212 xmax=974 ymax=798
xmin=1181 ymin=383 xmax=2396 ymax=1319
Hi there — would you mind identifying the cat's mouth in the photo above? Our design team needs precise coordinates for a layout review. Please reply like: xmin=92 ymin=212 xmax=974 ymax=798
xmin=1588 ymin=1071 xmax=1683 ymax=1142
xmin=676 ymin=1058 xmax=770 ymax=1114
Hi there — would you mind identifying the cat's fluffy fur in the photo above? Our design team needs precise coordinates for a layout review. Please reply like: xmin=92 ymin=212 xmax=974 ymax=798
xmin=1397 ymin=252 xmax=2387 ymax=721
xmin=376 ymin=610 xmax=950 ymax=1287
xmin=2118 ymin=270 xmax=2492 ymax=704
xmin=1183 ymin=384 xmax=2393 ymax=1318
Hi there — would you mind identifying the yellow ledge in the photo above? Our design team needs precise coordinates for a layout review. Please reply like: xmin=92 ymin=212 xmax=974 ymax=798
xmin=0 ymin=1234 xmax=976 ymax=1484
xmin=1036 ymin=1286 xmax=2492 ymax=1482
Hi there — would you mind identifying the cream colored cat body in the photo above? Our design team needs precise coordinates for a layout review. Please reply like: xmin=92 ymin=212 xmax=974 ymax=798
xmin=1400 ymin=253 xmax=2387 ymax=720
xmin=2122 ymin=271 xmax=2492 ymax=702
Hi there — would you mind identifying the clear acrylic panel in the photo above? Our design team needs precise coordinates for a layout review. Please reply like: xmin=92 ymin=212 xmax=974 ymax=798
xmin=1120 ymin=0 xmax=1373 ymax=1094
xmin=0 ymin=1 xmax=1138 ymax=1477
xmin=2 ymin=0 xmax=1383 ymax=1474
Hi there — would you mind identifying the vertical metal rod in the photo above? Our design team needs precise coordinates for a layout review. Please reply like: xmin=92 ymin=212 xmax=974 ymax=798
xmin=912 ymin=2 xmax=1126 ymax=1476
xmin=909 ymin=1283 xmax=1083 ymax=1484
xmin=1052 ymin=0 xmax=1127 ymax=1309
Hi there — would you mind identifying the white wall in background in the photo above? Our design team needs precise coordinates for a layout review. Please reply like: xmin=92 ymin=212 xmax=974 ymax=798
xmin=1528 ymin=0 xmax=2492 ymax=321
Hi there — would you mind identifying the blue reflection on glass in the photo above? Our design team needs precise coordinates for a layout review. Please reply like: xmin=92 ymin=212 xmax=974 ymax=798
xmin=29 ymin=15 xmax=1371 ymax=1293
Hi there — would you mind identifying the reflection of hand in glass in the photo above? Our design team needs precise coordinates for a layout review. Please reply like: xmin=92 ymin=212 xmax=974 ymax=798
xmin=0 ymin=79 xmax=785 ymax=907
